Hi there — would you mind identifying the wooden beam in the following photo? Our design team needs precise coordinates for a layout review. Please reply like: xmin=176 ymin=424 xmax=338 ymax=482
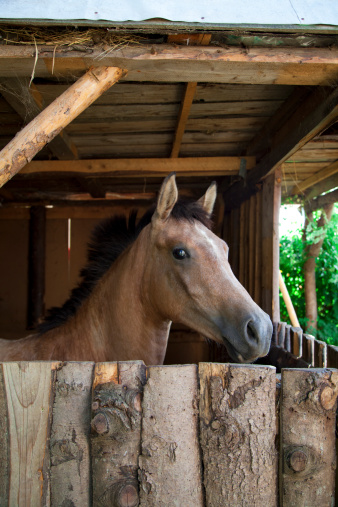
xmin=304 ymin=188 xmax=338 ymax=213
xmin=304 ymin=172 xmax=338 ymax=200
xmin=223 ymin=86 xmax=338 ymax=210
xmin=1 ymin=45 xmax=338 ymax=85
xmin=0 ymin=78 xmax=78 ymax=160
xmin=0 ymin=66 xmax=126 ymax=188
xmin=16 ymin=156 xmax=256 ymax=177
xmin=171 ymin=82 xmax=197 ymax=158
xmin=291 ymin=159 xmax=338 ymax=195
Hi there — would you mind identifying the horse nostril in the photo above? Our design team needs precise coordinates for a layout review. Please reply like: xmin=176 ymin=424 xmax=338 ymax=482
xmin=246 ymin=321 xmax=259 ymax=343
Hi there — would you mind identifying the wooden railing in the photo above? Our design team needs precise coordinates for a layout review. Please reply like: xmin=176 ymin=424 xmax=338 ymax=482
xmin=0 ymin=359 xmax=337 ymax=506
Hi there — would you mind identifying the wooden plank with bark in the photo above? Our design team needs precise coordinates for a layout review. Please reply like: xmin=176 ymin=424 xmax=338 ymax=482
xmin=0 ymin=66 xmax=126 ymax=188
xmin=281 ymin=368 xmax=338 ymax=506
xmin=50 ymin=362 xmax=94 ymax=507
xmin=0 ymin=361 xmax=58 ymax=506
xmin=0 ymin=364 xmax=9 ymax=506
xmin=199 ymin=363 xmax=277 ymax=506
xmin=91 ymin=361 xmax=146 ymax=507
xmin=139 ymin=365 xmax=203 ymax=506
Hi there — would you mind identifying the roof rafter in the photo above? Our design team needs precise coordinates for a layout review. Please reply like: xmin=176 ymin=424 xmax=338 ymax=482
xmin=223 ymin=86 xmax=338 ymax=210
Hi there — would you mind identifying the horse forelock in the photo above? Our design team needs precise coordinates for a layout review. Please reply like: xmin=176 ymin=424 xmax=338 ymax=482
xmin=38 ymin=198 xmax=212 ymax=334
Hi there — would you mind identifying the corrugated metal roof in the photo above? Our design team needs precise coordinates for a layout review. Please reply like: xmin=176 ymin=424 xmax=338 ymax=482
xmin=0 ymin=0 xmax=337 ymax=28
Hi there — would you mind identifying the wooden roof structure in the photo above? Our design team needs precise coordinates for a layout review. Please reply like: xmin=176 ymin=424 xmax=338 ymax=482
xmin=0 ymin=26 xmax=338 ymax=213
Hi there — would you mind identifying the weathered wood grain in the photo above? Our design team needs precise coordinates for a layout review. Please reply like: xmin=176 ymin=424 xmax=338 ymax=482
xmin=139 ymin=365 xmax=203 ymax=506
xmin=0 ymin=364 xmax=9 ymax=506
xmin=0 ymin=66 xmax=126 ymax=188
xmin=281 ymin=368 xmax=338 ymax=506
xmin=199 ymin=363 xmax=277 ymax=506
xmin=50 ymin=362 xmax=94 ymax=507
xmin=91 ymin=361 xmax=146 ymax=507
xmin=2 ymin=362 xmax=57 ymax=506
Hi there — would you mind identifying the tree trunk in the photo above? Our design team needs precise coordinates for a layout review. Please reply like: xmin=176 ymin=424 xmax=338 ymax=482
xmin=304 ymin=203 xmax=334 ymax=332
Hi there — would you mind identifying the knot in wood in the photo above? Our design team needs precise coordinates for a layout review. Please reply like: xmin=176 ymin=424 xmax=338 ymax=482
xmin=91 ymin=411 xmax=109 ymax=434
xmin=319 ymin=385 xmax=337 ymax=411
xmin=117 ymin=483 xmax=139 ymax=507
xmin=289 ymin=449 xmax=308 ymax=472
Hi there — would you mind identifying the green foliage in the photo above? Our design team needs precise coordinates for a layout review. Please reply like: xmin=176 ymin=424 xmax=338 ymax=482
xmin=279 ymin=204 xmax=338 ymax=345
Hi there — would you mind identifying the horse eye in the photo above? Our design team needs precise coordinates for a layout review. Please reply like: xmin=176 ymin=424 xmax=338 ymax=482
xmin=173 ymin=248 xmax=189 ymax=260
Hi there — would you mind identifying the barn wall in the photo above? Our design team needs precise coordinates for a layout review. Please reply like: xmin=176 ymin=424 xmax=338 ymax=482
xmin=0 ymin=218 xmax=29 ymax=338
xmin=222 ymin=168 xmax=281 ymax=321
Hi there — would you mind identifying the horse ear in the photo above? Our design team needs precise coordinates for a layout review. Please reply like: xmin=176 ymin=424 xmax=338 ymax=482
xmin=153 ymin=172 xmax=178 ymax=222
xmin=198 ymin=181 xmax=217 ymax=217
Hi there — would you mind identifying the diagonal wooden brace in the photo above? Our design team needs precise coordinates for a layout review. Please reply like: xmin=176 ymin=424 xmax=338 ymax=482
xmin=0 ymin=66 xmax=127 ymax=188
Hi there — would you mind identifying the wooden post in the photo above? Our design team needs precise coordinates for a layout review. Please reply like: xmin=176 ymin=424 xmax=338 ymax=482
xmin=261 ymin=167 xmax=281 ymax=321
xmin=281 ymin=368 xmax=338 ymax=506
xmin=91 ymin=361 xmax=146 ymax=507
xmin=27 ymin=205 xmax=46 ymax=329
xmin=0 ymin=66 xmax=126 ymax=187
xmin=139 ymin=365 xmax=203 ymax=506
xmin=0 ymin=362 xmax=58 ymax=506
xmin=199 ymin=363 xmax=277 ymax=506
xmin=50 ymin=362 xmax=94 ymax=506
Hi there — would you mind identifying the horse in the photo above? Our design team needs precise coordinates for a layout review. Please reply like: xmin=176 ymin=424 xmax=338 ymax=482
xmin=0 ymin=173 xmax=272 ymax=364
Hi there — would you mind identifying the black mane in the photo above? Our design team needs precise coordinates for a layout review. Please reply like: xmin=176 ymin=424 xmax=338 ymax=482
xmin=38 ymin=199 xmax=212 ymax=334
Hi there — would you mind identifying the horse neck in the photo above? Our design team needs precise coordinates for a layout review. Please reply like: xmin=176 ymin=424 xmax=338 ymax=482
xmin=65 ymin=230 xmax=171 ymax=364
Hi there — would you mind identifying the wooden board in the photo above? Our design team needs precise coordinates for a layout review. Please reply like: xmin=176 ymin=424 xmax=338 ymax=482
xmin=91 ymin=361 xmax=147 ymax=507
xmin=139 ymin=365 xmax=203 ymax=506
xmin=199 ymin=363 xmax=277 ymax=506
xmin=1 ymin=45 xmax=338 ymax=85
xmin=0 ymin=362 xmax=58 ymax=506
xmin=281 ymin=368 xmax=338 ymax=506
xmin=50 ymin=362 xmax=94 ymax=506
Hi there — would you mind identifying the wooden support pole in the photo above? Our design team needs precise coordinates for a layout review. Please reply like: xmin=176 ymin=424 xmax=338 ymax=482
xmin=281 ymin=368 xmax=338 ymax=506
xmin=261 ymin=167 xmax=282 ymax=320
xmin=27 ymin=205 xmax=46 ymax=329
xmin=279 ymin=271 xmax=300 ymax=327
xmin=0 ymin=66 xmax=126 ymax=187
xmin=199 ymin=363 xmax=277 ymax=506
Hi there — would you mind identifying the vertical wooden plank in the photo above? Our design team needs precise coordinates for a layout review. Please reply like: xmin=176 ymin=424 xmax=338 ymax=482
xmin=285 ymin=324 xmax=291 ymax=352
xmin=244 ymin=198 xmax=250 ymax=290
xmin=239 ymin=202 xmax=245 ymax=285
xmin=302 ymin=334 xmax=315 ymax=366
xmin=261 ymin=167 xmax=281 ymax=321
xmin=248 ymin=194 xmax=256 ymax=297
xmin=0 ymin=364 xmax=9 ymax=506
xmin=230 ymin=207 xmax=240 ymax=279
xmin=2 ymin=361 xmax=57 ymax=506
xmin=27 ymin=205 xmax=46 ymax=329
xmin=281 ymin=368 xmax=338 ymax=506
xmin=199 ymin=363 xmax=277 ymax=506
xmin=50 ymin=362 xmax=94 ymax=507
xmin=91 ymin=361 xmax=146 ymax=507
xmin=277 ymin=322 xmax=286 ymax=348
xmin=314 ymin=339 xmax=327 ymax=368
xmin=139 ymin=365 xmax=203 ymax=506
xmin=327 ymin=345 xmax=338 ymax=368
xmin=254 ymin=190 xmax=262 ymax=306
xmin=291 ymin=326 xmax=303 ymax=357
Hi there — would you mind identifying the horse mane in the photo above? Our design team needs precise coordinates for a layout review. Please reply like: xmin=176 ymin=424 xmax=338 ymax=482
xmin=38 ymin=199 xmax=212 ymax=334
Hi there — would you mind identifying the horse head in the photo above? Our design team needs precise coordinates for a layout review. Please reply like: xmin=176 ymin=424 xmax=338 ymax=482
xmin=145 ymin=173 xmax=272 ymax=363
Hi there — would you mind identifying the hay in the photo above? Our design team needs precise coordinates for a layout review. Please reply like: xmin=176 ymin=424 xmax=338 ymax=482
xmin=0 ymin=26 xmax=144 ymax=49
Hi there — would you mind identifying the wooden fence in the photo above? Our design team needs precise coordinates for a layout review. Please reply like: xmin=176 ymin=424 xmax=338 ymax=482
xmin=0 ymin=359 xmax=337 ymax=506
